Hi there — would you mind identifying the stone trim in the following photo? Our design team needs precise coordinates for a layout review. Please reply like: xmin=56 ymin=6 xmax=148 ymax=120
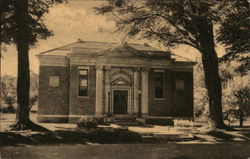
xmin=154 ymin=69 xmax=165 ymax=72
xmin=78 ymin=66 xmax=90 ymax=70
xmin=38 ymin=56 xmax=69 ymax=67
xmin=69 ymin=57 xmax=173 ymax=68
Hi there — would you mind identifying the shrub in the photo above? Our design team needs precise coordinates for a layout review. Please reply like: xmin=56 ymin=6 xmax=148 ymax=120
xmin=77 ymin=117 xmax=98 ymax=129
xmin=173 ymin=119 xmax=194 ymax=127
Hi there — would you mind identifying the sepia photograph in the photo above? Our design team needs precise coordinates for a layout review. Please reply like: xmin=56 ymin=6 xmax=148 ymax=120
xmin=0 ymin=0 xmax=249 ymax=158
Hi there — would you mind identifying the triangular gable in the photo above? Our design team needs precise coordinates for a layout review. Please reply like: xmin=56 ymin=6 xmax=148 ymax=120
xmin=97 ymin=43 xmax=150 ymax=59
xmin=112 ymin=77 xmax=131 ymax=86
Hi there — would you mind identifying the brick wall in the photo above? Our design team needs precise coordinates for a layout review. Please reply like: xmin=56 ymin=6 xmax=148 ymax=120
xmin=148 ymin=69 xmax=172 ymax=116
xmin=38 ymin=66 xmax=70 ymax=122
xmin=171 ymin=71 xmax=193 ymax=117
xmin=69 ymin=65 xmax=96 ymax=117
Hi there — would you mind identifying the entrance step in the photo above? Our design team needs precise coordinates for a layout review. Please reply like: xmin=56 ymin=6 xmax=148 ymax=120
xmin=104 ymin=117 xmax=174 ymax=126
xmin=113 ymin=117 xmax=136 ymax=122
xmin=104 ymin=117 xmax=143 ymax=126
xmin=136 ymin=118 xmax=174 ymax=126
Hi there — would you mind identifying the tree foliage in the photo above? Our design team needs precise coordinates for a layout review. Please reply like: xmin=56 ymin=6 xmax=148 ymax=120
xmin=98 ymin=1 xmax=219 ymax=49
xmin=0 ymin=0 xmax=58 ymax=46
xmin=221 ymin=62 xmax=250 ymax=126
xmin=217 ymin=0 xmax=250 ymax=75
xmin=0 ymin=73 xmax=39 ymax=112
xmin=217 ymin=0 xmax=250 ymax=59
xmin=193 ymin=58 xmax=208 ymax=118
xmin=1 ymin=75 xmax=16 ymax=100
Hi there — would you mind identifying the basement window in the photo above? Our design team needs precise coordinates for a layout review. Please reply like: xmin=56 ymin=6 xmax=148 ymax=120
xmin=79 ymin=69 xmax=88 ymax=96
xmin=49 ymin=76 xmax=60 ymax=87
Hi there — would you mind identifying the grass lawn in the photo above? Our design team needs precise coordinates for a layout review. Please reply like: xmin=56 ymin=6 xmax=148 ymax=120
xmin=1 ymin=113 xmax=250 ymax=146
xmin=1 ymin=113 xmax=250 ymax=159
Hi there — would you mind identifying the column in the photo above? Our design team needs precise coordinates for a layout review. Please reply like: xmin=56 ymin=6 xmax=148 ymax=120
xmin=95 ymin=65 xmax=103 ymax=116
xmin=104 ymin=66 xmax=111 ymax=116
xmin=141 ymin=67 xmax=149 ymax=116
xmin=133 ymin=68 xmax=140 ymax=114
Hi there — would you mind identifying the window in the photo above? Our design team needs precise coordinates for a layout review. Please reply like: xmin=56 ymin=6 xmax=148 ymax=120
xmin=175 ymin=80 xmax=184 ymax=90
xmin=79 ymin=69 xmax=88 ymax=96
xmin=49 ymin=76 xmax=60 ymax=87
xmin=154 ymin=72 xmax=164 ymax=98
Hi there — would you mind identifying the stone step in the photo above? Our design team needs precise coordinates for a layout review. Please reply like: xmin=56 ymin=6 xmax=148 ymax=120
xmin=136 ymin=118 xmax=174 ymax=126
xmin=104 ymin=117 xmax=137 ymax=124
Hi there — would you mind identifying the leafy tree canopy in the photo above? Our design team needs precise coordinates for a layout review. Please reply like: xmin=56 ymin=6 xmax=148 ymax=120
xmin=217 ymin=0 xmax=250 ymax=74
xmin=217 ymin=0 xmax=249 ymax=60
xmin=96 ymin=0 xmax=249 ymax=57
xmin=0 ymin=0 xmax=63 ymax=46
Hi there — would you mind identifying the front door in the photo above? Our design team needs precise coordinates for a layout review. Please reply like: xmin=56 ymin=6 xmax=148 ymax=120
xmin=113 ymin=90 xmax=128 ymax=114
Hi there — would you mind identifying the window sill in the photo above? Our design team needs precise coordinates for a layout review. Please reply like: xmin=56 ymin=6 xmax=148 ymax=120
xmin=77 ymin=96 xmax=89 ymax=98
xmin=153 ymin=98 xmax=166 ymax=101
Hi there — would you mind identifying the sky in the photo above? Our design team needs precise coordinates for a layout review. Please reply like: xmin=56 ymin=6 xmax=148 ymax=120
xmin=1 ymin=0 xmax=225 ymax=76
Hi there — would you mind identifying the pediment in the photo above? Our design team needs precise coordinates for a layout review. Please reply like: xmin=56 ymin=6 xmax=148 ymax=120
xmin=97 ymin=44 xmax=148 ymax=59
xmin=112 ymin=77 xmax=131 ymax=86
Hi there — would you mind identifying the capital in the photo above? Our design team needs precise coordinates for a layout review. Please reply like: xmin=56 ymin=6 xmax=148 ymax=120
xmin=95 ymin=65 xmax=103 ymax=70
xmin=133 ymin=67 xmax=141 ymax=72
xmin=104 ymin=66 xmax=111 ymax=70
xmin=141 ymin=66 xmax=150 ymax=72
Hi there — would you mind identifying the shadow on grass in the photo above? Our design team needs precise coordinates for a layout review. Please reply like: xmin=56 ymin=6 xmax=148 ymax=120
xmin=54 ymin=126 xmax=75 ymax=131
xmin=239 ymin=130 xmax=250 ymax=141
xmin=204 ymin=129 xmax=249 ymax=142
xmin=207 ymin=131 xmax=234 ymax=141
xmin=0 ymin=128 xmax=143 ymax=146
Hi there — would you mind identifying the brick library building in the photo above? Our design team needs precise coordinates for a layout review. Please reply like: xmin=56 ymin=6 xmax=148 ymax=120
xmin=37 ymin=39 xmax=194 ymax=123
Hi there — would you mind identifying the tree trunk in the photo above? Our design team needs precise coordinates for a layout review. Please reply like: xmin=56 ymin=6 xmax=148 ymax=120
xmin=10 ymin=0 xmax=49 ymax=131
xmin=195 ymin=8 xmax=226 ymax=129
xmin=10 ymin=0 xmax=31 ymax=130
xmin=201 ymin=49 xmax=225 ymax=129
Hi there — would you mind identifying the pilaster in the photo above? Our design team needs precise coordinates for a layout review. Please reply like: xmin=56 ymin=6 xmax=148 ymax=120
xmin=141 ymin=67 xmax=149 ymax=116
xmin=95 ymin=65 xmax=103 ymax=116
xmin=133 ymin=68 xmax=140 ymax=114
xmin=104 ymin=66 xmax=111 ymax=116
